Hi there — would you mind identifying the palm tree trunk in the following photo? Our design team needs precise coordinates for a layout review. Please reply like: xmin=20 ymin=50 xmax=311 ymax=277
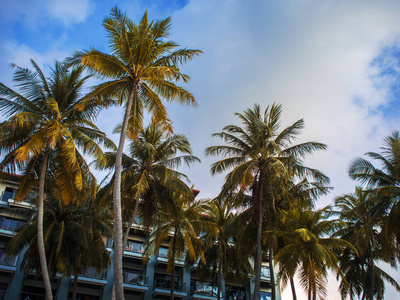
xmin=217 ymin=259 xmax=222 ymax=300
xmin=122 ymin=197 xmax=139 ymax=252
xmin=290 ymin=277 xmax=297 ymax=300
xmin=269 ymin=242 xmax=276 ymax=300
xmin=72 ymin=271 xmax=79 ymax=300
xmin=38 ymin=149 xmax=53 ymax=300
xmin=111 ymin=201 xmax=139 ymax=300
xmin=170 ymin=228 xmax=177 ymax=300
xmin=369 ymin=245 xmax=374 ymax=300
xmin=113 ymin=84 xmax=137 ymax=300
xmin=252 ymin=177 xmax=264 ymax=300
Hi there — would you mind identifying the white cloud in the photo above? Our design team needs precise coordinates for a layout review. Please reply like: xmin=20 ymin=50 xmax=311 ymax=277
xmin=0 ymin=41 xmax=70 ymax=96
xmin=0 ymin=0 xmax=93 ymax=27
xmin=47 ymin=0 xmax=94 ymax=25
xmin=168 ymin=1 xmax=400 ymax=298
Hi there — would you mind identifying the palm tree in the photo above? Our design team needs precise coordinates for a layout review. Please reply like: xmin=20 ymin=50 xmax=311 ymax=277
xmin=0 ymin=61 xmax=115 ymax=299
xmin=205 ymin=103 xmax=329 ymax=300
xmin=334 ymin=187 xmax=400 ymax=299
xmin=349 ymin=132 xmax=400 ymax=261
xmin=145 ymin=188 xmax=216 ymax=300
xmin=269 ymin=179 xmax=330 ymax=300
xmin=274 ymin=207 xmax=352 ymax=300
xmin=196 ymin=198 xmax=240 ymax=300
xmin=94 ymin=119 xmax=200 ymax=242
xmin=4 ymin=178 xmax=113 ymax=300
xmin=69 ymin=8 xmax=202 ymax=298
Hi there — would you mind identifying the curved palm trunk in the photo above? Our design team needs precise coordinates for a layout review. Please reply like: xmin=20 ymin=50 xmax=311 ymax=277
xmin=290 ymin=277 xmax=297 ymax=300
xmin=72 ymin=271 xmax=79 ymax=300
xmin=252 ymin=176 xmax=264 ymax=300
xmin=369 ymin=245 xmax=374 ymax=300
xmin=113 ymin=85 xmax=137 ymax=300
xmin=269 ymin=242 xmax=276 ymax=300
xmin=38 ymin=150 xmax=52 ymax=300
xmin=170 ymin=228 xmax=177 ymax=300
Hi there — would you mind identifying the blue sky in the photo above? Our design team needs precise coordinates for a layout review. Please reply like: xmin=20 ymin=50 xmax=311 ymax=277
xmin=1 ymin=0 xmax=400 ymax=298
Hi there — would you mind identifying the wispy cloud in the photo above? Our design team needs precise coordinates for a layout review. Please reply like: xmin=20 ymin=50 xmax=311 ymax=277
xmin=0 ymin=0 xmax=94 ymax=27
xmin=47 ymin=0 xmax=94 ymax=26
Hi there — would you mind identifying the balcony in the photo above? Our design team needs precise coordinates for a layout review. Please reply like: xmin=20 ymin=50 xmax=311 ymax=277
xmin=153 ymin=277 xmax=186 ymax=298
xmin=124 ymin=241 xmax=144 ymax=259
xmin=191 ymin=281 xmax=220 ymax=299
xmin=226 ymin=287 xmax=246 ymax=300
xmin=1 ymin=189 xmax=36 ymax=209
xmin=156 ymin=247 xmax=186 ymax=266
xmin=0 ymin=217 xmax=25 ymax=235
xmin=79 ymin=267 xmax=107 ymax=283
xmin=8 ymin=193 xmax=36 ymax=209
xmin=260 ymin=266 xmax=270 ymax=282
xmin=123 ymin=272 xmax=148 ymax=292
xmin=1 ymin=189 xmax=16 ymax=202
xmin=249 ymin=292 xmax=272 ymax=300
xmin=0 ymin=253 xmax=17 ymax=271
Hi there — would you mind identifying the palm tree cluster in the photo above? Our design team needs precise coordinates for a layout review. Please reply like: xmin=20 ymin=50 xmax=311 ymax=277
xmin=0 ymin=6 xmax=399 ymax=300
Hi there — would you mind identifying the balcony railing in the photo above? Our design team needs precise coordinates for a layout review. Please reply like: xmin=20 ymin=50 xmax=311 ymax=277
xmin=157 ymin=248 xmax=185 ymax=262
xmin=226 ymin=288 xmax=246 ymax=300
xmin=154 ymin=277 xmax=186 ymax=293
xmin=0 ymin=254 xmax=17 ymax=267
xmin=125 ymin=241 xmax=144 ymax=255
xmin=19 ymin=291 xmax=47 ymax=300
xmin=260 ymin=266 xmax=270 ymax=279
xmin=80 ymin=268 xmax=107 ymax=280
xmin=191 ymin=282 xmax=219 ymax=297
xmin=123 ymin=272 xmax=148 ymax=287
xmin=1 ymin=190 xmax=16 ymax=202
xmin=0 ymin=217 xmax=24 ymax=232
xmin=258 ymin=292 xmax=272 ymax=300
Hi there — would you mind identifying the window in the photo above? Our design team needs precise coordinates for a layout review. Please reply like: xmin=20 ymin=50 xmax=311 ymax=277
xmin=158 ymin=247 xmax=168 ymax=258
xmin=0 ymin=217 xmax=24 ymax=231
xmin=259 ymin=291 xmax=272 ymax=300
xmin=123 ymin=269 xmax=146 ymax=286
xmin=125 ymin=241 xmax=143 ymax=254
xmin=0 ymin=249 xmax=17 ymax=266
xmin=261 ymin=266 xmax=270 ymax=278
xmin=1 ymin=187 xmax=16 ymax=202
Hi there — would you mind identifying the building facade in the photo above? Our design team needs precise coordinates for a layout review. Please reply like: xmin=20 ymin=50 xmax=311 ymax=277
xmin=0 ymin=172 xmax=276 ymax=300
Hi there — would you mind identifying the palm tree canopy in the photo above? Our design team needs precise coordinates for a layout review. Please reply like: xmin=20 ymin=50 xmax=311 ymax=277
xmin=144 ymin=188 xmax=217 ymax=272
xmin=349 ymin=132 xmax=400 ymax=256
xmin=4 ymin=183 xmax=113 ymax=277
xmin=0 ymin=60 xmax=116 ymax=204
xmin=69 ymin=7 xmax=202 ymax=138
xmin=93 ymin=120 xmax=200 ymax=225
xmin=273 ymin=207 xmax=353 ymax=300
xmin=206 ymin=103 xmax=329 ymax=216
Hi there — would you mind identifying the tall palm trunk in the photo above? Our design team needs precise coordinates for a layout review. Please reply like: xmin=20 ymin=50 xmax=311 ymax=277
xmin=269 ymin=242 xmax=276 ymax=300
xmin=369 ymin=245 xmax=374 ymax=300
xmin=170 ymin=228 xmax=177 ymax=300
xmin=252 ymin=175 xmax=264 ymax=300
xmin=217 ymin=259 xmax=222 ymax=300
xmin=38 ymin=150 xmax=52 ymax=300
xmin=113 ymin=84 xmax=137 ymax=300
xmin=290 ymin=277 xmax=297 ymax=300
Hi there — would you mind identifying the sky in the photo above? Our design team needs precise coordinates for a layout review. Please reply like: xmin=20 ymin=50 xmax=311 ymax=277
xmin=1 ymin=0 xmax=400 ymax=299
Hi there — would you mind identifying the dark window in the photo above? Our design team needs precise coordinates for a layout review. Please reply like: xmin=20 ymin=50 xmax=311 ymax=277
xmin=1 ymin=187 xmax=16 ymax=201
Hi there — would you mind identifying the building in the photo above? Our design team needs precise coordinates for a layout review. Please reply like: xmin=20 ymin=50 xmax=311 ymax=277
xmin=0 ymin=172 xmax=277 ymax=300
